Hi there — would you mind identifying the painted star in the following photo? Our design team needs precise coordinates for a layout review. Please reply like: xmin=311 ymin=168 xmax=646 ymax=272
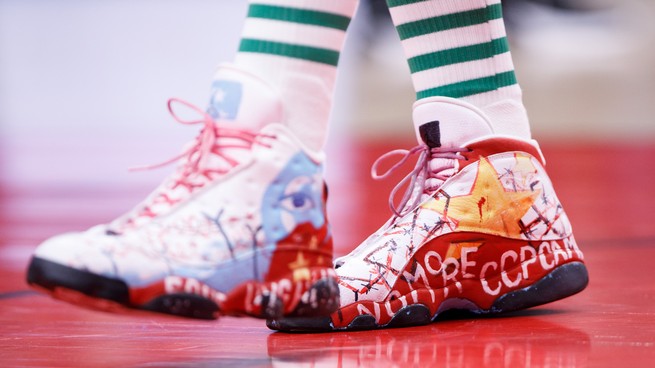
xmin=288 ymin=252 xmax=310 ymax=281
xmin=423 ymin=156 xmax=540 ymax=238
xmin=445 ymin=241 xmax=484 ymax=259
xmin=308 ymin=235 xmax=319 ymax=249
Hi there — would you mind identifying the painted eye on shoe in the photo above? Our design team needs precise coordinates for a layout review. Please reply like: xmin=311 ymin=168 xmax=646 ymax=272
xmin=279 ymin=192 xmax=315 ymax=212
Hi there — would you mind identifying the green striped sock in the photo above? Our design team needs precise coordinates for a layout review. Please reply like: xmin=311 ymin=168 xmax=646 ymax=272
xmin=232 ymin=1 xmax=358 ymax=151
xmin=237 ymin=3 xmax=353 ymax=66
xmin=386 ymin=0 xmax=520 ymax=101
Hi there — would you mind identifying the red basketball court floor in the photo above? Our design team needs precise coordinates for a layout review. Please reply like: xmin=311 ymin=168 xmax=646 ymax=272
xmin=1 ymin=137 xmax=654 ymax=367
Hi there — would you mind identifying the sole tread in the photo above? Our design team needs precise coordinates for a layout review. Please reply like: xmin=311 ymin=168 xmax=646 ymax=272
xmin=268 ymin=262 xmax=589 ymax=332
xmin=27 ymin=257 xmax=339 ymax=320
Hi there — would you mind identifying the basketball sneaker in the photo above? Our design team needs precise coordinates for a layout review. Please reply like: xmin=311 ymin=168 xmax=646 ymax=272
xmin=268 ymin=97 xmax=588 ymax=331
xmin=26 ymin=65 xmax=339 ymax=320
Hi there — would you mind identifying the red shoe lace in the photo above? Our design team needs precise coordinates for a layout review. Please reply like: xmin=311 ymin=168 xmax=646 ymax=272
xmin=131 ymin=98 xmax=262 ymax=179
xmin=114 ymin=98 xmax=271 ymax=230
xmin=372 ymin=144 xmax=468 ymax=218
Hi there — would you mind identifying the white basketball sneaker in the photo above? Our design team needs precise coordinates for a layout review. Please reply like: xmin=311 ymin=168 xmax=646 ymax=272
xmin=26 ymin=66 xmax=339 ymax=319
xmin=269 ymin=97 xmax=588 ymax=331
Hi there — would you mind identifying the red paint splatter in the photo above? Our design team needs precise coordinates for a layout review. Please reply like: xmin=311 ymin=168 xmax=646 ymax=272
xmin=477 ymin=197 xmax=486 ymax=219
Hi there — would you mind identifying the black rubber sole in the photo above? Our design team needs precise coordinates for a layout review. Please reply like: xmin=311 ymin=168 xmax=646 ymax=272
xmin=267 ymin=261 xmax=589 ymax=332
xmin=27 ymin=256 xmax=340 ymax=320
xmin=255 ymin=277 xmax=340 ymax=320
xmin=27 ymin=257 xmax=130 ymax=304
xmin=27 ymin=256 xmax=220 ymax=320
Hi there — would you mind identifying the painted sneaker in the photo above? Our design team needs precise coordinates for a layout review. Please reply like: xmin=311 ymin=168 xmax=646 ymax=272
xmin=268 ymin=97 xmax=588 ymax=331
xmin=26 ymin=66 xmax=339 ymax=320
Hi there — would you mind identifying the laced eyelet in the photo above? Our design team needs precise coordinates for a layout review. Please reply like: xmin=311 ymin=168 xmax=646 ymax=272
xmin=372 ymin=144 xmax=467 ymax=218
xmin=111 ymin=98 xmax=262 ymax=232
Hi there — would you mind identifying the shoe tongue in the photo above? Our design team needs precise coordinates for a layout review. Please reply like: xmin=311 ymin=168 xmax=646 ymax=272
xmin=200 ymin=65 xmax=285 ymax=175
xmin=207 ymin=64 xmax=284 ymax=130
xmin=413 ymin=97 xmax=495 ymax=148
xmin=108 ymin=67 xmax=284 ymax=233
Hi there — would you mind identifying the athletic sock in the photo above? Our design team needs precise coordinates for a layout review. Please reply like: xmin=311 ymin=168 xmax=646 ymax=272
xmin=386 ymin=0 xmax=531 ymax=139
xmin=232 ymin=0 xmax=359 ymax=151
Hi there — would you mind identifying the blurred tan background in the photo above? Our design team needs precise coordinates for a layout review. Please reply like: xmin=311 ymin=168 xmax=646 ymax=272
xmin=0 ymin=0 xmax=653 ymax=188
xmin=334 ymin=0 xmax=655 ymax=141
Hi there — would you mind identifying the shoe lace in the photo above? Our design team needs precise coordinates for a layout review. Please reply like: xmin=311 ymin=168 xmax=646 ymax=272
xmin=131 ymin=97 xmax=262 ymax=177
xmin=112 ymin=98 xmax=270 ymax=231
xmin=372 ymin=144 xmax=468 ymax=218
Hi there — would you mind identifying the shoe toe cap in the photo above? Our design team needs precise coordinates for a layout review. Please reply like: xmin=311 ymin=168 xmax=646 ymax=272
xmin=33 ymin=232 xmax=118 ymax=277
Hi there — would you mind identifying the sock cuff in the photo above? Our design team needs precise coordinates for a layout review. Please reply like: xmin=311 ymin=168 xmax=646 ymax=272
xmin=248 ymin=0 xmax=358 ymax=18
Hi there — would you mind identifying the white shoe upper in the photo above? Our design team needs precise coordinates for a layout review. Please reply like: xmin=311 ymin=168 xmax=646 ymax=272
xmin=34 ymin=66 xmax=330 ymax=292
xmin=334 ymin=98 xmax=573 ymax=306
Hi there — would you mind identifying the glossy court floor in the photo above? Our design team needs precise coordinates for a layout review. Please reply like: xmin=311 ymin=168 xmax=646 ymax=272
xmin=1 ymin=138 xmax=654 ymax=367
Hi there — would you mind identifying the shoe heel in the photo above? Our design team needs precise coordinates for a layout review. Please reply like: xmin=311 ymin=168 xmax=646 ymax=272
xmin=221 ymin=267 xmax=340 ymax=319
xmin=284 ymin=276 xmax=340 ymax=318
xmin=259 ymin=270 xmax=340 ymax=320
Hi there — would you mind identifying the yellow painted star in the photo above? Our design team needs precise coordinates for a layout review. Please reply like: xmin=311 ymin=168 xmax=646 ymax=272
xmin=446 ymin=241 xmax=484 ymax=259
xmin=289 ymin=252 xmax=311 ymax=282
xmin=423 ymin=157 xmax=540 ymax=238
xmin=308 ymin=235 xmax=319 ymax=250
